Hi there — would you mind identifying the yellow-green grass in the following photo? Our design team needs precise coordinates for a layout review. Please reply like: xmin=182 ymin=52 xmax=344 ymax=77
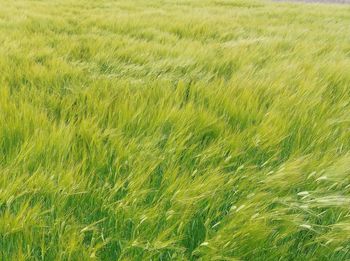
xmin=0 ymin=0 xmax=350 ymax=259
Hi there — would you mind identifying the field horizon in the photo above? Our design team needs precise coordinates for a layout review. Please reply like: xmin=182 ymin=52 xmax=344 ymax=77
xmin=0 ymin=0 xmax=350 ymax=260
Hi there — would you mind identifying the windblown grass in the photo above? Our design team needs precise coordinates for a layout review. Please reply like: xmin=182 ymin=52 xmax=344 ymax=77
xmin=0 ymin=0 xmax=350 ymax=259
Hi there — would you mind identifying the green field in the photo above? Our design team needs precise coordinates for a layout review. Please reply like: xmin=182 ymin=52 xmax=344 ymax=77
xmin=1 ymin=0 xmax=350 ymax=260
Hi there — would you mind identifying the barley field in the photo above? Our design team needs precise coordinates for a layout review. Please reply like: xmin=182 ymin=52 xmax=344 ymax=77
xmin=0 ymin=0 xmax=350 ymax=260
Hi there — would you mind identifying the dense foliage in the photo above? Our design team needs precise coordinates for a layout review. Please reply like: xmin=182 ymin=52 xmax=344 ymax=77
xmin=0 ymin=0 xmax=350 ymax=259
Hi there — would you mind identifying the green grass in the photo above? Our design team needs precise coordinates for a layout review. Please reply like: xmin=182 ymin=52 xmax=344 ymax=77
xmin=0 ymin=0 xmax=350 ymax=259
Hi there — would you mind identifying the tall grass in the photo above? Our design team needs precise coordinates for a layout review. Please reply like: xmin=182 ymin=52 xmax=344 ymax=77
xmin=0 ymin=0 xmax=350 ymax=259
